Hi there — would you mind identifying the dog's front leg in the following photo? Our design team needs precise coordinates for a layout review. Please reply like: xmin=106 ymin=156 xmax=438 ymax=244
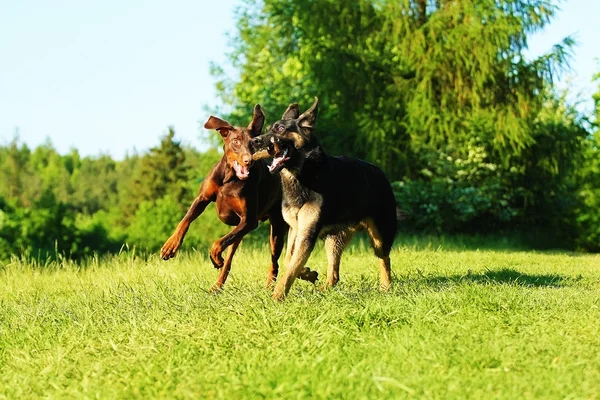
xmin=210 ymin=217 xmax=258 ymax=269
xmin=161 ymin=187 xmax=215 ymax=260
xmin=272 ymin=206 xmax=321 ymax=301
xmin=210 ymin=238 xmax=242 ymax=293
xmin=272 ymin=229 xmax=318 ymax=300
xmin=282 ymin=216 xmax=318 ymax=285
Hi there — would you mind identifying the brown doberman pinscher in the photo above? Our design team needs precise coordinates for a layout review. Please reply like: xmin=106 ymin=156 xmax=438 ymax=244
xmin=160 ymin=104 xmax=317 ymax=292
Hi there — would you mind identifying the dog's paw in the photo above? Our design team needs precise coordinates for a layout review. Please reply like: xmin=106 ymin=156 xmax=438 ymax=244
xmin=209 ymin=253 xmax=224 ymax=269
xmin=209 ymin=244 xmax=225 ymax=269
xmin=265 ymin=274 xmax=277 ymax=289
xmin=160 ymin=236 xmax=181 ymax=260
xmin=299 ymin=268 xmax=318 ymax=284
xmin=209 ymin=284 xmax=224 ymax=294
xmin=271 ymin=290 xmax=286 ymax=302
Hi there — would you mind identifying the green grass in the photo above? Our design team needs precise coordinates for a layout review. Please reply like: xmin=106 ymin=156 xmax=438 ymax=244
xmin=1 ymin=241 xmax=599 ymax=399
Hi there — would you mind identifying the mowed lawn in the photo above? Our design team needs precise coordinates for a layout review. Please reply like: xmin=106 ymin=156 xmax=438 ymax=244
xmin=1 ymin=240 xmax=599 ymax=399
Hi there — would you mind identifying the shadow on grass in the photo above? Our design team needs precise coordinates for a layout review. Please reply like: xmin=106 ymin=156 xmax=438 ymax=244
xmin=422 ymin=268 xmax=566 ymax=288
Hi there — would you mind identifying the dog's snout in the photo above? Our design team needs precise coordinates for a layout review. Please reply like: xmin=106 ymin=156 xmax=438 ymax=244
xmin=241 ymin=154 xmax=251 ymax=166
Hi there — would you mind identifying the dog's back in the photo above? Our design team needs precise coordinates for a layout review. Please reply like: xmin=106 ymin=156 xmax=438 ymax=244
xmin=286 ymin=154 xmax=396 ymax=247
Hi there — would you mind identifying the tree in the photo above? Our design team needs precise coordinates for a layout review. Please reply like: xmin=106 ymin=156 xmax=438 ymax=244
xmin=0 ymin=138 xmax=38 ymax=206
xmin=130 ymin=127 xmax=190 ymax=207
xmin=213 ymin=0 xmax=573 ymax=180
xmin=70 ymin=155 xmax=119 ymax=214
xmin=575 ymin=69 xmax=600 ymax=251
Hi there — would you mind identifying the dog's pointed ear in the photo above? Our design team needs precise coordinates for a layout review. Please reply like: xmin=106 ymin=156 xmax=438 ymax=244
xmin=247 ymin=104 xmax=265 ymax=137
xmin=298 ymin=97 xmax=319 ymax=132
xmin=281 ymin=103 xmax=299 ymax=120
xmin=204 ymin=116 xmax=233 ymax=138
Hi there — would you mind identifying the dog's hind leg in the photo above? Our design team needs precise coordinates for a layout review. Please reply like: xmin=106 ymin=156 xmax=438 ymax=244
xmin=324 ymin=231 xmax=353 ymax=288
xmin=378 ymin=256 xmax=392 ymax=291
xmin=365 ymin=218 xmax=394 ymax=291
xmin=284 ymin=225 xmax=296 ymax=267
xmin=210 ymin=238 xmax=241 ymax=293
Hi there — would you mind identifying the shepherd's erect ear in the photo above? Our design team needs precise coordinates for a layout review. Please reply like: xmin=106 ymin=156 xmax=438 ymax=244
xmin=204 ymin=116 xmax=233 ymax=138
xmin=298 ymin=97 xmax=319 ymax=132
xmin=247 ymin=104 xmax=265 ymax=137
xmin=281 ymin=103 xmax=300 ymax=120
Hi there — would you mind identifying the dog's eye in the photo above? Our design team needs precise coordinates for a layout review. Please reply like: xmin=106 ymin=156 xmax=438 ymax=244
xmin=276 ymin=125 xmax=285 ymax=133
xmin=232 ymin=139 xmax=241 ymax=147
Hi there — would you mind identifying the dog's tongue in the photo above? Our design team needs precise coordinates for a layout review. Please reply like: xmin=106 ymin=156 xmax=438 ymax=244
xmin=234 ymin=161 xmax=250 ymax=180
xmin=268 ymin=154 xmax=289 ymax=172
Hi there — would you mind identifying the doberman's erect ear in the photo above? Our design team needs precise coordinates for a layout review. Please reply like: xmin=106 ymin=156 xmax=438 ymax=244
xmin=204 ymin=116 xmax=233 ymax=138
xmin=281 ymin=103 xmax=300 ymax=120
xmin=298 ymin=97 xmax=319 ymax=133
xmin=247 ymin=104 xmax=265 ymax=137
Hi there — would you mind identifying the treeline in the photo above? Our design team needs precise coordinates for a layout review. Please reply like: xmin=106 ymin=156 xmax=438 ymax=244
xmin=0 ymin=97 xmax=599 ymax=262
xmin=0 ymin=129 xmax=233 ymax=263
xmin=1 ymin=0 xmax=600 ymax=262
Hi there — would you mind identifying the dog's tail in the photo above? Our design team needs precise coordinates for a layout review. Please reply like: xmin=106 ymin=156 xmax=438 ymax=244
xmin=396 ymin=207 xmax=410 ymax=222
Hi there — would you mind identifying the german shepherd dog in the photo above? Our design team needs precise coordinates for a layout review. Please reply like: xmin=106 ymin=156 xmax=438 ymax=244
xmin=160 ymin=104 xmax=317 ymax=292
xmin=250 ymin=98 xmax=398 ymax=300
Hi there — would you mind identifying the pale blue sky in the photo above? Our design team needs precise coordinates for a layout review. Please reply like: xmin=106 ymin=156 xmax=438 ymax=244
xmin=1 ymin=0 xmax=598 ymax=159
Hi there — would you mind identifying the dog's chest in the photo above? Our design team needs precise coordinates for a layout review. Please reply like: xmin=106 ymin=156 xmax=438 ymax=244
xmin=280 ymin=169 xmax=322 ymax=229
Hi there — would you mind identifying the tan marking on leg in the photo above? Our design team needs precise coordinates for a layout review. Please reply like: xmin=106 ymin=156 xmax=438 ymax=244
xmin=364 ymin=218 xmax=392 ymax=290
xmin=379 ymin=256 xmax=392 ymax=291
xmin=364 ymin=218 xmax=383 ymax=250
xmin=284 ymin=225 xmax=297 ymax=266
xmin=324 ymin=231 xmax=353 ymax=288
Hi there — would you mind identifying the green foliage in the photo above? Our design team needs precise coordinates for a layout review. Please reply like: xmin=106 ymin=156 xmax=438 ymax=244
xmin=0 ymin=132 xmax=228 ymax=262
xmin=510 ymin=90 xmax=589 ymax=246
xmin=1 ymin=246 xmax=599 ymax=397
xmin=575 ymin=71 xmax=600 ymax=251
xmin=130 ymin=127 xmax=190 ymax=210
xmin=70 ymin=155 xmax=119 ymax=214
xmin=0 ymin=139 xmax=39 ymax=207
xmin=0 ymin=192 xmax=122 ymax=263
xmin=394 ymin=89 xmax=591 ymax=247
xmin=393 ymin=142 xmax=520 ymax=233
xmin=126 ymin=195 xmax=195 ymax=251
xmin=214 ymin=0 xmax=572 ymax=180
xmin=208 ymin=0 xmax=600 ymax=251
xmin=1 ymin=1 xmax=598 ymax=257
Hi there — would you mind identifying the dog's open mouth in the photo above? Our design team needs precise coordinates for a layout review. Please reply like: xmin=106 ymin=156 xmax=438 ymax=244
xmin=252 ymin=139 xmax=290 ymax=174
xmin=267 ymin=147 xmax=289 ymax=173
xmin=233 ymin=160 xmax=250 ymax=180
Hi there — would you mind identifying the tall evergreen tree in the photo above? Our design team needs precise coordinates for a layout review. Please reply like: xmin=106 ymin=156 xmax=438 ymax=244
xmin=130 ymin=127 xmax=190 ymax=207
